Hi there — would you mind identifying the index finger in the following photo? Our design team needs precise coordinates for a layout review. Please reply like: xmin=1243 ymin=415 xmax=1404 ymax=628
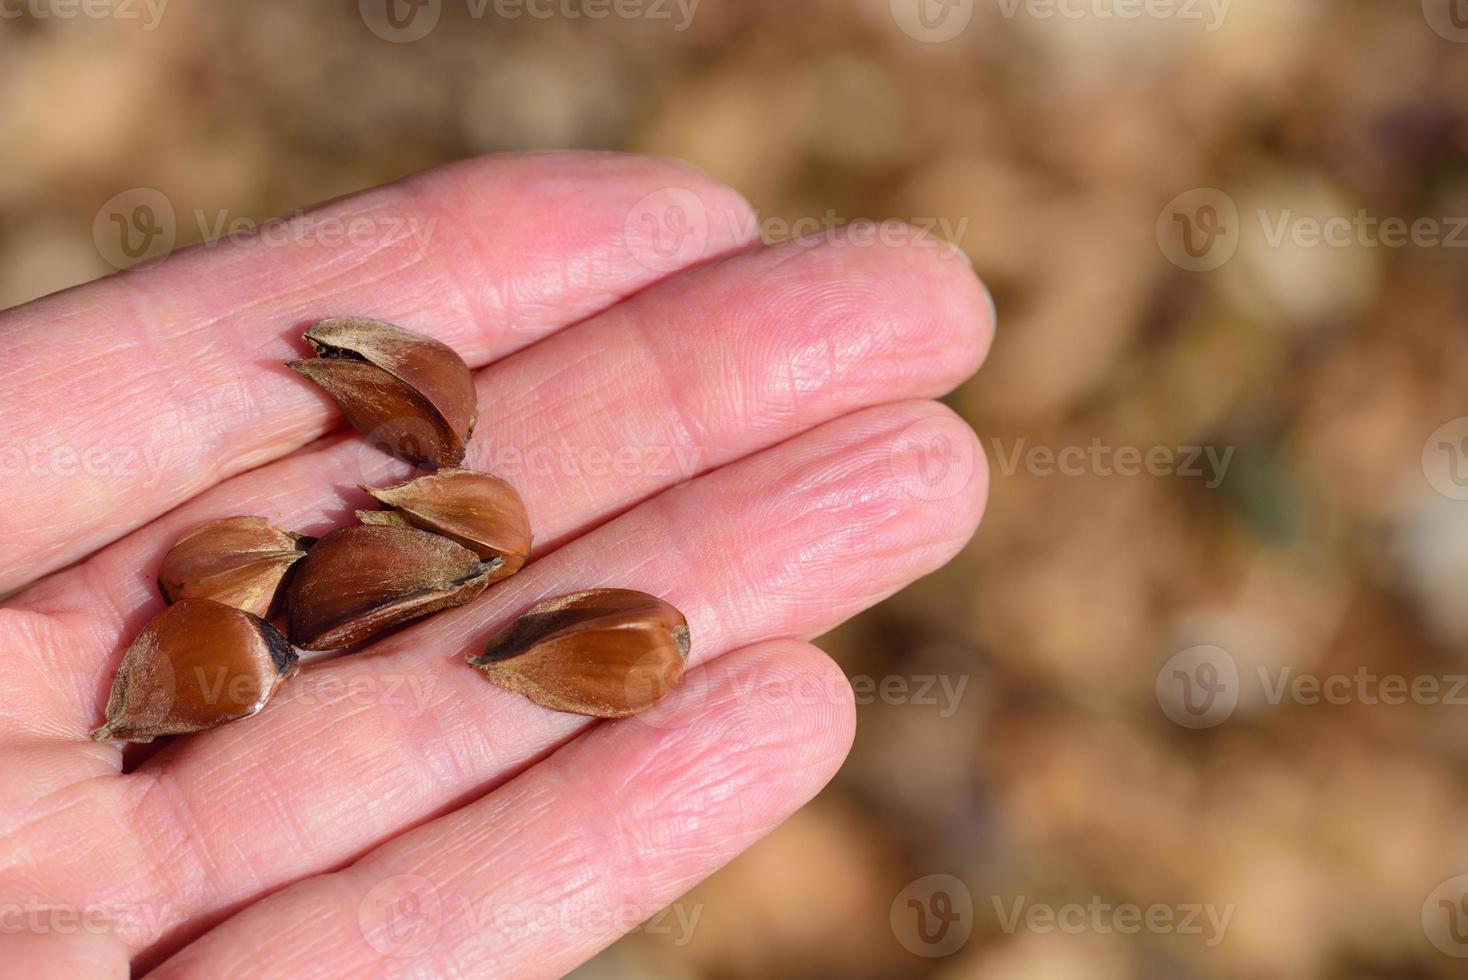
xmin=0 ymin=152 xmax=754 ymax=593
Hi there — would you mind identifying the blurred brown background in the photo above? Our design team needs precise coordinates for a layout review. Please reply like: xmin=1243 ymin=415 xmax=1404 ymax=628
xmin=4 ymin=1 xmax=1468 ymax=977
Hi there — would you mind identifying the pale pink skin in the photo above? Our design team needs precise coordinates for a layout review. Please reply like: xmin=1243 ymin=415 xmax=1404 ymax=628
xmin=0 ymin=153 xmax=993 ymax=978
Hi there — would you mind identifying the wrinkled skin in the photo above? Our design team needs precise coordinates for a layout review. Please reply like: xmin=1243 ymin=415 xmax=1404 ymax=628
xmin=0 ymin=153 xmax=992 ymax=978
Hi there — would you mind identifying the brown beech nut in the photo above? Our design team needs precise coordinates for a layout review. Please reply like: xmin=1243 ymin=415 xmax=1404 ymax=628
xmin=468 ymin=589 xmax=690 ymax=718
xmin=357 ymin=468 xmax=531 ymax=579
xmin=157 ymin=516 xmax=311 ymax=619
xmin=92 ymin=599 xmax=297 ymax=743
xmin=286 ymin=524 xmax=500 ymax=650
xmin=286 ymin=317 xmax=477 ymax=467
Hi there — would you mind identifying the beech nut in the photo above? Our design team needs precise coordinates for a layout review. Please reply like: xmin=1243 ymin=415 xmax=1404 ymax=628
xmin=286 ymin=524 xmax=500 ymax=650
xmin=91 ymin=599 xmax=297 ymax=743
xmin=358 ymin=468 xmax=531 ymax=578
xmin=469 ymin=588 xmax=690 ymax=718
xmin=286 ymin=317 xmax=477 ymax=467
xmin=157 ymin=516 xmax=311 ymax=619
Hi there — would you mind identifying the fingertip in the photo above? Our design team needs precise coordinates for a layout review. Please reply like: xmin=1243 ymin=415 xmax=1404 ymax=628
xmin=879 ymin=399 xmax=990 ymax=559
xmin=423 ymin=150 xmax=759 ymax=273
xmin=716 ymin=638 xmax=858 ymax=775
xmin=767 ymin=222 xmax=996 ymax=397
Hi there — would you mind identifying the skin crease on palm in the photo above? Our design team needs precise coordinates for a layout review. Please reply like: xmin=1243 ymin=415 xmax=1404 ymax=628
xmin=0 ymin=152 xmax=993 ymax=978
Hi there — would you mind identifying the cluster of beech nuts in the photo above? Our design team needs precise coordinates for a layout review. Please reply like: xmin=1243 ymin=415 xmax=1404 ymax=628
xmin=91 ymin=318 xmax=690 ymax=742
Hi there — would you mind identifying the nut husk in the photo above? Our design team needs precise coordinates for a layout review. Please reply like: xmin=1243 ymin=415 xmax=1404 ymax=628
xmin=286 ymin=524 xmax=500 ymax=650
xmin=91 ymin=599 xmax=298 ymax=743
xmin=157 ymin=516 xmax=311 ymax=618
xmin=287 ymin=317 xmax=477 ymax=467
xmin=358 ymin=468 xmax=531 ymax=578
xmin=469 ymin=588 xmax=690 ymax=718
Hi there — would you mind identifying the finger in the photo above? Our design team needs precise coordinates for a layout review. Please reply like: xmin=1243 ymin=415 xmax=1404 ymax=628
xmin=0 ymin=151 xmax=756 ymax=592
xmin=149 ymin=639 xmax=855 ymax=979
xmin=115 ymin=399 xmax=985 ymax=960
xmin=0 ymin=932 xmax=128 ymax=980
xmin=15 ymin=228 xmax=992 ymax=727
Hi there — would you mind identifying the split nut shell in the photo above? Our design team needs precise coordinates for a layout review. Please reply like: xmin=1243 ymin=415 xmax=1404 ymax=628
xmin=358 ymin=468 xmax=531 ymax=578
xmin=92 ymin=599 xmax=297 ymax=743
xmin=157 ymin=516 xmax=310 ymax=618
xmin=286 ymin=524 xmax=500 ymax=651
xmin=469 ymin=588 xmax=690 ymax=718
xmin=287 ymin=317 xmax=477 ymax=467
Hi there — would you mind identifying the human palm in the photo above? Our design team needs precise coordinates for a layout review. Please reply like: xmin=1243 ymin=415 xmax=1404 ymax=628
xmin=0 ymin=153 xmax=991 ymax=977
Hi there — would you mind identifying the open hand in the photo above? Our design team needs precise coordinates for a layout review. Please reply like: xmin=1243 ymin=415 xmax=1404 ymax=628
xmin=0 ymin=152 xmax=992 ymax=977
